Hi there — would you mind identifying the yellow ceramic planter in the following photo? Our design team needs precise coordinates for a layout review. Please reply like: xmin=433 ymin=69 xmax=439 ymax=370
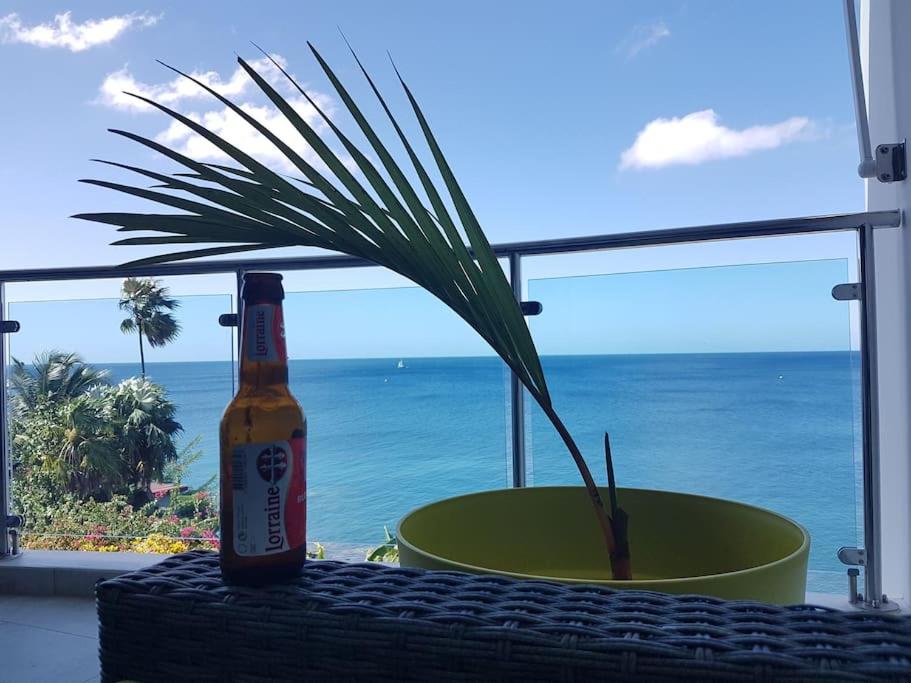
xmin=397 ymin=487 xmax=810 ymax=604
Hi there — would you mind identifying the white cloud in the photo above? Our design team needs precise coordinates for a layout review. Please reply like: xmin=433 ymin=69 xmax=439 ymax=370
xmin=98 ymin=56 xmax=347 ymax=174
xmin=0 ymin=11 xmax=158 ymax=52
xmin=155 ymin=96 xmax=335 ymax=173
xmin=97 ymin=56 xmax=289 ymax=112
xmin=619 ymin=109 xmax=814 ymax=170
xmin=616 ymin=21 xmax=670 ymax=60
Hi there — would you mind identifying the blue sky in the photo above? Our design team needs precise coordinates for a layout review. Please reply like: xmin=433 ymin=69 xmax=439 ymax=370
xmin=9 ymin=258 xmax=853 ymax=362
xmin=0 ymin=1 xmax=864 ymax=360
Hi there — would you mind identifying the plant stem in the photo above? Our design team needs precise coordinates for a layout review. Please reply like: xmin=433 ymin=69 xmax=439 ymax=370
xmin=604 ymin=433 xmax=631 ymax=581
xmin=541 ymin=403 xmax=631 ymax=579
xmin=605 ymin=433 xmax=618 ymax=517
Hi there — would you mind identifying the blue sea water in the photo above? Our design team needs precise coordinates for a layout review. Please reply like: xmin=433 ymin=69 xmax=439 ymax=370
xmin=105 ymin=352 xmax=860 ymax=593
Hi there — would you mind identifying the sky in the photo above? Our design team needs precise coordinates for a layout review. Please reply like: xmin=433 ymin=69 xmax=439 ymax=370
xmin=8 ymin=257 xmax=854 ymax=362
xmin=0 ymin=1 xmax=868 ymax=361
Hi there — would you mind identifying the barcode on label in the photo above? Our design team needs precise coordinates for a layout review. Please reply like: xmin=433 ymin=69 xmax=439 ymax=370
xmin=232 ymin=447 xmax=247 ymax=491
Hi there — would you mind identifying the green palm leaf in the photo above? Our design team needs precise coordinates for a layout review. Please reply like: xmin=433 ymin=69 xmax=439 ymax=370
xmin=75 ymin=45 xmax=626 ymax=576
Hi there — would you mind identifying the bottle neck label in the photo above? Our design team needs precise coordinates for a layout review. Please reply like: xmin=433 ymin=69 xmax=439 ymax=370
xmin=243 ymin=303 xmax=287 ymax=364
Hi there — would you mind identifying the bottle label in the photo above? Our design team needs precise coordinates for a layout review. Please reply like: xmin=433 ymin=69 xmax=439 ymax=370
xmin=244 ymin=304 xmax=287 ymax=363
xmin=230 ymin=431 xmax=306 ymax=557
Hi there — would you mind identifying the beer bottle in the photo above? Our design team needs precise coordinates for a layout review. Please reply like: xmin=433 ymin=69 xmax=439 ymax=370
xmin=219 ymin=272 xmax=307 ymax=584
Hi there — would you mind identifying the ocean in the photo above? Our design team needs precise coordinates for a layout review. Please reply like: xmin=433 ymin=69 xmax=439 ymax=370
xmin=104 ymin=352 xmax=861 ymax=594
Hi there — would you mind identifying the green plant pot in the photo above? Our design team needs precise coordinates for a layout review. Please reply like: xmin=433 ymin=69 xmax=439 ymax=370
xmin=397 ymin=487 xmax=810 ymax=604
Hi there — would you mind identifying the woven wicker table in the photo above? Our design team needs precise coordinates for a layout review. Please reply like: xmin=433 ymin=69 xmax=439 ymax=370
xmin=96 ymin=550 xmax=911 ymax=682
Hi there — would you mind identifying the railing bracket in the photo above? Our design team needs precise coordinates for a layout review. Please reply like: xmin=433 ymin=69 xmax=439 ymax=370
xmin=844 ymin=0 xmax=907 ymax=183
xmin=520 ymin=301 xmax=542 ymax=316
xmin=832 ymin=283 xmax=862 ymax=301
xmin=0 ymin=320 xmax=20 ymax=334
xmin=219 ymin=313 xmax=238 ymax=328
xmin=874 ymin=142 xmax=906 ymax=183
xmin=836 ymin=547 xmax=900 ymax=611
xmin=1 ymin=514 xmax=23 ymax=559
xmin=838 ymin=546 xmax=866 ymax=566
xmin=847 ymin=567 xmax=862 ymax=604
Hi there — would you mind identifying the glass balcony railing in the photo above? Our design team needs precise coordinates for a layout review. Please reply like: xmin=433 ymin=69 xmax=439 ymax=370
xmin=5 ymin=279 xmax=512 ymax=560
xmin=282 ymin=284 xmax=510 ymax=555
xmin=524 ymin=257 xmax=860 ymax=594
xmin=0 ymin=210 xmax=896 ymax=601
xmin=8 ymin=290 xmax=234 ymax=555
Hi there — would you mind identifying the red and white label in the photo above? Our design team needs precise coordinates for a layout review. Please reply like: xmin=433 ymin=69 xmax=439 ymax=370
xmin=231 ymin=431 xmax=306 ymax=556
xmin=244 ymin=304 xmax=287 ymax=363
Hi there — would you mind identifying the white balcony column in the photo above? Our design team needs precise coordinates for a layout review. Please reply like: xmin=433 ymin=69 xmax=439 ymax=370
xmin=862 ymin=0 xmax=911 ymax=603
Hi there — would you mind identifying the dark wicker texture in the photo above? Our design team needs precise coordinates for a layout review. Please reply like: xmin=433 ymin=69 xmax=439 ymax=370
xmin=97 ymin=551 xmax=911 ymax=682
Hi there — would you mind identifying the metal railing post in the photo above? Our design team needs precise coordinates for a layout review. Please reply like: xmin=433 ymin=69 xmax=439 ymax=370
xmin=509 ymin=253 xmax=526 ymax=488
xmin=235 ymin=269 xmax=245 ymax=390
xmin=0 ymin=282 xmax=11 ymax=557
xmin=857 ymin=223 xmax=895 ymax=610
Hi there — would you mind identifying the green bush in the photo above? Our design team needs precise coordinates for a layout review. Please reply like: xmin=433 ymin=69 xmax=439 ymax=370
xmin=10 ymin=350 xmax=219 ymax=553
xmin=366 ymin=526 xmax=399 ymax=563
xmin=12 ymin=350 xmax=324 ymax=558
xmin=19 ymin=490 xmax=219 ymax=553
xmin=11 ymin=353 xmax=181 ymax=505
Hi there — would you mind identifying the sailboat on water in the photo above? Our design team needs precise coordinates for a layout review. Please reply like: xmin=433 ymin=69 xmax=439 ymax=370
xmin=397 ymin=359 xmax=406 ymax=369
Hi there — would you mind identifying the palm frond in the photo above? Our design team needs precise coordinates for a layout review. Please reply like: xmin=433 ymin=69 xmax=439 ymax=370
xmin=142 ymin=311 xmax=181 ymax=347
xmin=75 ymin=45 xmax=626 ymax=577
xmin=10 ymin=351 xmax=109 ymax=413
xmin=119 ymin=277 xmax=181 ymax=355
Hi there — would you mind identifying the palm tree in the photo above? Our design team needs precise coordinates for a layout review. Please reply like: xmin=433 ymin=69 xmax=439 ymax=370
xmin=119 ymin=278 xmax=181 ymax=376
xmin=10 ymin=350 xmax=109 ymax=416
xmin=14 ymin=376 xmax=183 ymax=503
xmin=107 ymin=377 xmax=181 ymax=504
xmin=57 ymin=392 xmax=123 ymax=500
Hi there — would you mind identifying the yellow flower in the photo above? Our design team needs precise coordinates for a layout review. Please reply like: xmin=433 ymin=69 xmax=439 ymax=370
xmin=130 ymin=534 xmax=191 ymax=554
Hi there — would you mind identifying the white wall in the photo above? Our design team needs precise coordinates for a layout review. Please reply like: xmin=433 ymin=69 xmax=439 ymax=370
xmin=862 ymin=0 xmax=911 ymax=603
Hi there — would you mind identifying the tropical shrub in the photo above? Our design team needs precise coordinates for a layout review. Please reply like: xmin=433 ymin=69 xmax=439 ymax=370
xmin=10 ymin=350 xmax=109 ymax=416
xmin=104 ymin=377 xmax=181 ymax=504
xmin=11 ymin=354 xmax=182 ymax=505
xmin=18 ymin=490 xmax=219 ymax=552
xmin=10 ymin=350 xmax=218 ymax=553
xmin=366 ymin=526 xmax=399 ymax=563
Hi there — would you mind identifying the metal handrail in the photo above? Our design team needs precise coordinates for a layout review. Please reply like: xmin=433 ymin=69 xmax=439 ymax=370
xmin=0 ymin=283 xmax=9 ymax=558
xmin=0 ymin=208 xmax=903 ymax=611
xmin=0 ymin=210 xmax=898 ymax=283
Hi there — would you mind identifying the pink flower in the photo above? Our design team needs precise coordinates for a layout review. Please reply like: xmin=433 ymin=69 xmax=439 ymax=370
xmin=92 ymin=524 xmax=108 ymax=535
xmin=154 ymin=490 xmax=167 ymax=500
xmin=168 ymin=515 xmax=180 ymax=524
xmin=195 ymin=491 xmax=208 ymax=501
xmin=179 ymin=527 xmax=196 ymax=538
xmin=201 ymin=529 xmax=219 ymax=548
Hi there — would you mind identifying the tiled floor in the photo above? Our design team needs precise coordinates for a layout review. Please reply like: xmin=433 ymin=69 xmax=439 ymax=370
xmin=0 ymin=595 xmax=99 ymax=683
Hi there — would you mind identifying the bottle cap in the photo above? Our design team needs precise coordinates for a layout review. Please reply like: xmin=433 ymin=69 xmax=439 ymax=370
xmin=242 ymin=272 xmax=284 ymax=302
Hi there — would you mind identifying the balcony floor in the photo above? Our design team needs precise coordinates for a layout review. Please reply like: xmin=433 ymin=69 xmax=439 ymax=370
xmin=0 ymin=595 xmax=98 ymax=683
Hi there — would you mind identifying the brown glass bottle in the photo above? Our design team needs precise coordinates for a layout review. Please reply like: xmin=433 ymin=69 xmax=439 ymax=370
xmin=219 ymin=273 xmax=307 ymax=585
